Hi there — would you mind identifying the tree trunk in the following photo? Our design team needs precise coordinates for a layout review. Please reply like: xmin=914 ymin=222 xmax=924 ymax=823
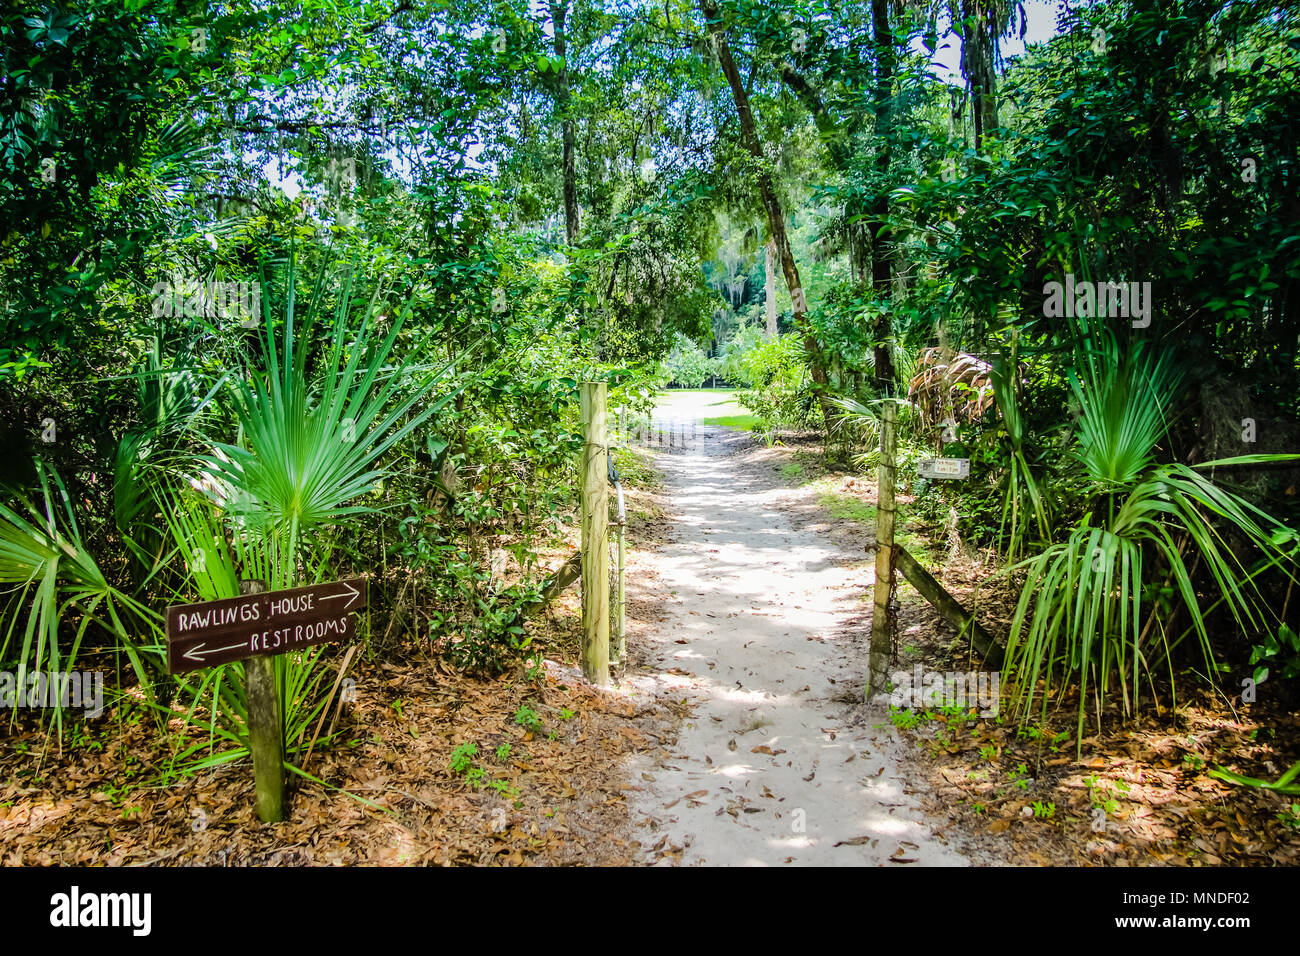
xmin=550 ymin=0 xmax=579 ymax=246
xmin=963 ymin=1 xmax=999 ymax=152
xmin=764 ymin=239 xmax=778 ymax=336
xmin=700 ymin=0 xmax=834 ymax=426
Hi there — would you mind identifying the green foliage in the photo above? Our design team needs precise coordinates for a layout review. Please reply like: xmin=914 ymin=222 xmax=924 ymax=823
xmin=449 ymin=741 xmax=479 ymax=776
xmin=1209 ymin=758 xmax=1300 ymax=797
xmin=735 ymin=333 xmax=816 ymax=436
xmin=826 ymin=395 xmax=882 ymax=471
xmin=662 ymin=333 xmax=714 ymax=388
xmin=818 ymin=489 xmax=877 ymax=525
xmin=512 ymin=703 xmax=542 ymax=733
xmin=1084 ymin=775 xmax=1122 ymax=816
xmin=153 ymin=256 xmax=473 ymax=766
xmin=201 ymin=258 xmax=463 ymax=574
xmin=1069 ymin=340 xmax=1182 ymax=489
xmin=0 ymin=461 xmax=160 ymax=738
xmin=987 ymin=355 xmax=1049 ymax=561
xmin=1250 ymin=624 xmax=1300 ymax=683
xmin=0 ymin=3 xmax=223 ymax=379
xmin=888 ymin=706 xmax=920 ymax=730
xmin=1002 ymin=338 xmax=1300 ymax=744
xmin=713 ymin=324 xmax=767 ymax=386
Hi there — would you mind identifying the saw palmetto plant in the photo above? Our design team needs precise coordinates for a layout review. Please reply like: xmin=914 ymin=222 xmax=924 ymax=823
xmin=1002 ymin=336 xmax=1299 ymax=745
xmin=159 ymin=256 xmax=471 ymax=766
xmin=987 ymin=354 xmax=1049 ymax=562
xmin=159 ymin=486 xmax=346 ymax=775
xmin=0 ymin=461 xmax=162 ymax=742
xmin=112 ymin=333 xmax=227 ymax=580
xmin=827 ymin=341 xmax=920 ymax=470
xmin=201 ymin=258 xmax=464 ymax=582
xmin=827 ymin=394 xmax=883 ymax=470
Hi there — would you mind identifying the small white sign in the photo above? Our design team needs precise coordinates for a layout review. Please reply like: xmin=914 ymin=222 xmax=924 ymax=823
xmin=918 ymin=457 xmax=970 ymax=480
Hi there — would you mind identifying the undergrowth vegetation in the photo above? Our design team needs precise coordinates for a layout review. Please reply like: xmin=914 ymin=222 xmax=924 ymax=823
xmin=2 ymin=0 xmax=1298 ymax=815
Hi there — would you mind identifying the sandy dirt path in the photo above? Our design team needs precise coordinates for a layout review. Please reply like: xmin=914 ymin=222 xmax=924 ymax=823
xmin=624 ymin=391 xmax=969 ymax=866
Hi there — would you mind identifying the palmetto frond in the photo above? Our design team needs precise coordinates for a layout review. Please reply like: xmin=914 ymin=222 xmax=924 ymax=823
xmin=0 ymin=461 xmax=161 ymax=738
xmin=1069 ymin=336 xmax=1182 ymax=488
xmin=1002 ymin=336 xmax=1298 ymax=745
xmin=201 ymin=257 xmax=467 ymax=586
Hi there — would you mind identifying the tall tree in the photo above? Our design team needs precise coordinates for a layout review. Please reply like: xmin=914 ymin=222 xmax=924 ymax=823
xmin=764 ymin=239 xmax=778 ymax=336
xmin=698 ymin=0 xmax=833 ymax=420
xmin=951 ymin=0 xmax=1023 ymax=150
xmin=549 ymin=0 xmax=580 ymax=246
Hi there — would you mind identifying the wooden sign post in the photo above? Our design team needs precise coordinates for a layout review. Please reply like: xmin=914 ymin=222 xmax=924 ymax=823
xmin=241 ymin=580 xmax=282 ymax=823
xmin=166 ymin=577 xmax=368 ymax=823
xmin=579 ymin=382 xmax=609 ymax=685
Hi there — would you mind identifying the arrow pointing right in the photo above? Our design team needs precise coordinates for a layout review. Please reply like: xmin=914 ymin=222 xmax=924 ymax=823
xmin=320 ymin=580 xmax=361 ymax=610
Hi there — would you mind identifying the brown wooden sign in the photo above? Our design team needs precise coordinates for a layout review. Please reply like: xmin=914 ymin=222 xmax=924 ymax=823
xmin=166 ymin=579 xmax=368 ymax=674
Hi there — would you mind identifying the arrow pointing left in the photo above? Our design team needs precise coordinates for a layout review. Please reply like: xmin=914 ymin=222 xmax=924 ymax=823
xmin=183 ymin=640 xmax=249 ymax=664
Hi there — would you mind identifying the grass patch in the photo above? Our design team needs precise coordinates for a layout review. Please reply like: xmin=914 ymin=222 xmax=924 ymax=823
xmin=702 ymin=413 xmax=758 ymax=431
xmin=813 ymin=482 xmax=935 ymax=563
xmin=658 ymin=388 xmax=736 ymax=395
xmin=818 ymin=489 xmax=878 ymax=524
xmin=774 ymin=451 xmax=824 ymax=484
xmin=610 ymin=444 xmax=660 ymax=489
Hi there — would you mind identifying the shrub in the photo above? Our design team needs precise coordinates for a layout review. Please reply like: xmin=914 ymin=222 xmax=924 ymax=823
xmin=661 ymin=333 xmax=713 ymax=388
xmin=714 ymin=324 xmax=767 ymax=387
xmin=736 ymin=333 xmax=816 ymax=435
xmin=1002 ymin=336 xmax=1300 ymax=745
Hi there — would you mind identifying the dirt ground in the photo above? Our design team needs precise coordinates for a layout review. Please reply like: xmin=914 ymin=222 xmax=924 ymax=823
xmin=708 ymin=427 xmax=1300 ymax=868
xmin=4 ymin=390 xmax=1296 ymax=867
xmin=0 ymin=648 xmax=668 ymax=865
xmin=618 ymin=391 xmax=968 ymax=865
xmin=0 ymin=479 xmax=683 ymax=866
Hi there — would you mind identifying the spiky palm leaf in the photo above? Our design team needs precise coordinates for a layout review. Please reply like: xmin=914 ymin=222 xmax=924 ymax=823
xmin=0 ymin=462 xmax=160 ymax=740
xmin=201 ymin=257 xmax=466 ymax=588
xmin=1069 ymin=339 xmax=1182 ymax=488
xmin=1002 ymin=336 xmax=1298 ymax=746
xmin=988 ymin=356 xmax=1048 ymax=560
xmin=164 ymin=257 xmax=471 ymax=769
xmin=827 ymin=394 xmax=882 ymax=468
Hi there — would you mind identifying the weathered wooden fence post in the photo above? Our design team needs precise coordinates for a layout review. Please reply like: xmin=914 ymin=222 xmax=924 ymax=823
xmin=869 ymin=399 xmax=898 ymax=697
xmin=580 ymin=382 xmax=610 ymax=685
xmin=241 ymin=578 xmax=285 ymax=822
